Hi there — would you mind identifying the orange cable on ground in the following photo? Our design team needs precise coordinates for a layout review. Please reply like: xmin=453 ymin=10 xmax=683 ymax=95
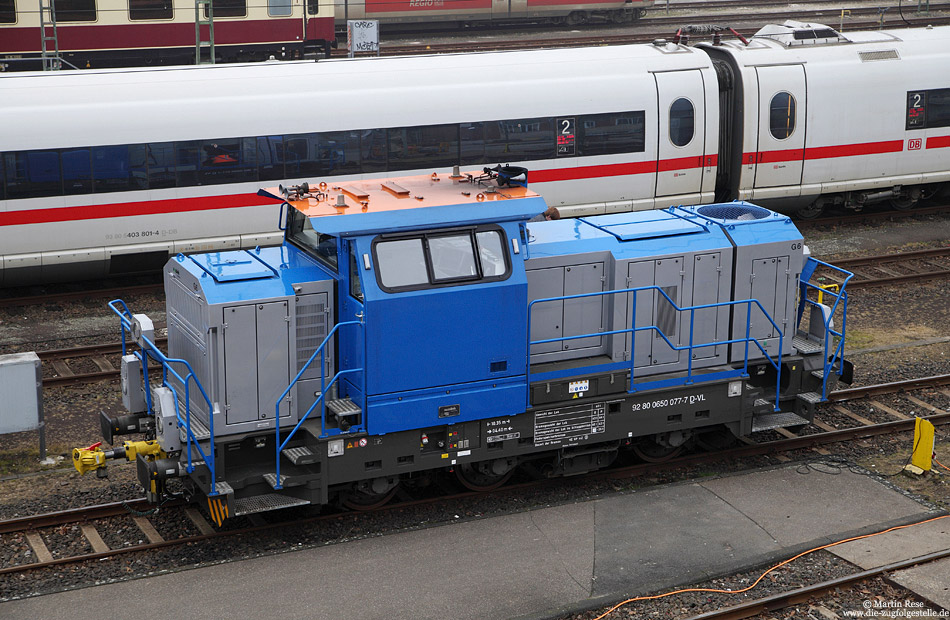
xmin=592 ymin=514 xmax=950 ymax=620
xmin=935 ymin=458 xmax=950 ymax=473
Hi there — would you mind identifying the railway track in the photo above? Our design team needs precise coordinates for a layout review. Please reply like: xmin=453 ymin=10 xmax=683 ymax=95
xmin=39 ymin=336 xmax=167 ymax=386
xmin=2 ymin=373 xmax=947 ymax=582
xmin=820 ymin=246 xmax=950 ymax=289
xmin=363 ymin=11 xmax=950 ymax=56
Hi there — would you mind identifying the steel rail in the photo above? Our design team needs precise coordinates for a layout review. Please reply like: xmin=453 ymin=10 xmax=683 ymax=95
xmin=0 ymin=498 xmax=154 ymax=536
xmin=681 ymin=548 xmax=950 ymax=620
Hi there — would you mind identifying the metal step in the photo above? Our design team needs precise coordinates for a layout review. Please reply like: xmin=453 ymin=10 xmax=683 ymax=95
xmin=327 ymin=397 xmax=361 ymax=418
xmin=792 ymin=334 xmax=824 ymax=355
xmin=180 ymin=414 xmax=211 ymax=442
xmin=282 ymin=446 xmax=318 ymax=465
xmin=232 ymin=493 xmax=310 ymax=517
xmin=798 ymin=391 xmax=822 ymax=405
xmin=214 ymin=481 xmax=233 ymax=496
xmin=262 ymin=472 xmax=307 ymax=489
xmin=751 ymin=411 xmax=810 ymax=433
xmin=811 ymin=369 xmax=826 ymax=380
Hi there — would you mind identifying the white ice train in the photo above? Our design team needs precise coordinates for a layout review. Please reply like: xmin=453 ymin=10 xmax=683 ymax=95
xmin=1 ymin=21 xmax=949 ymax=285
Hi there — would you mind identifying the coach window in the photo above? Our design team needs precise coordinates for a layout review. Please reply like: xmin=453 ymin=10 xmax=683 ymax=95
xmin=146 ymin=142 xmax=176 ymax=189
xmin=62 ymin=148 xmax=93 ymax=195
xmin=360 ymin=129 xmax=387 ymax=173
xmin=316 ymin=131 xmax=361 ymax=175
xmin=129 ymin=0 xmax=172 ymax=20
xmin=3 ymin=151 xmax=60 ymax=199
xmin=485 ymin=117 xmax=555 ymax=162
xmin=258 ymin=136 xmax=285 ymax=181
xmin=769 ymin=92 xmax=796 ymax=139
xmin=669 ymin=98 xmax=694 ymax=147
xmin=0 ymin=0 xmax=15 ymax=23
xmin=388 ymin=124 xmax=459 ymax=171
xmin=578 ymin=111 xmax=646 ymax=156
xmin=268 ymin=0 xmax=291 ymax=16
xmin=206 ymin=0 xmax=244 ymax=18
xmin=56 ymin=0 xmax=96 ymax=21
xmin=92 ymin=145 xmax=146 ymax=192
xmin=175 ymin=142 xmax=199 ymax=186
xmin=928 ymin=89 xmax=950 ymax=129
xmin=459 ymin=122 xmax=486 ymax=165
xmin=198 ymin=138 xmax=256 ymax=185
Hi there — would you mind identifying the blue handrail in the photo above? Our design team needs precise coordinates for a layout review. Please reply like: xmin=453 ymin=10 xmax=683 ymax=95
xmin=108 ymin=300 xmax=220 ymax=494
xmin=527 ymin=286 xmax=786 ymax=411
xmin=273 ymin=319 xmax=365 ymax=490
xmin=797 ymin=257 xmax=853 ymax=399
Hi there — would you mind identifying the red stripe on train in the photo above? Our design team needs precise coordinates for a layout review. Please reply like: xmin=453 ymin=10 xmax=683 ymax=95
xmin=744 ymin=140 xmax=905 ymax=164
xmin=928 ymin=136 xmax=950 ymax=149
xmin=0 ymin=193 xmax=264 ymax=227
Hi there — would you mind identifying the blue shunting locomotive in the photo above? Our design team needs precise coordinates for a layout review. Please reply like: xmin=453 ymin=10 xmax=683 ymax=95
xmin=73 ymin=170 xmax=853 ymax=524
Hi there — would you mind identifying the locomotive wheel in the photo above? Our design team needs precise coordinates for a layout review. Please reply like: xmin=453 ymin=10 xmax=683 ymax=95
xmin=455 ymin=460 xmax=515 ymax=492
xmin=342 ymin=485 xmax=399 ymax=511
xmin=632 ymin=439 xmax=683 ymax=463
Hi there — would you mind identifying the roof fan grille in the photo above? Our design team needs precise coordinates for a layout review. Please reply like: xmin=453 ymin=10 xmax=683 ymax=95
xmin=696 ymin=204 xmax=771 ymax=221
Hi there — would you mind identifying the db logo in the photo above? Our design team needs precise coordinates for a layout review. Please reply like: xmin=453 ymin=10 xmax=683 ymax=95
xmin=908 ymin=138 xmax=923 ymax=150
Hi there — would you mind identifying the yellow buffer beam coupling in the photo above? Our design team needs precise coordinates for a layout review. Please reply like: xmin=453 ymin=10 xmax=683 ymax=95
xmin=72 ymin=439 xmax=165 ymax=475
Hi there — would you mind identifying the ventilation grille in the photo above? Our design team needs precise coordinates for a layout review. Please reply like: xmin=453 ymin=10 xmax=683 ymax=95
xmin=859 ymin=50 xmax=899 ymax=62
xmin=697 ymin=204 xmax=771 ymax=221
xmin=657 ymin=286 xmax=678 ymax=343
xmin=296 ymin=297 xmax=327 ymax=379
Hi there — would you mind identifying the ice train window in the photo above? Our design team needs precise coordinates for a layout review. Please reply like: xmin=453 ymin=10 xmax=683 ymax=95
xmin=0 ymin=0 xmax=15 ymax=23
xmin=376 ymin=239 xmax=429 ymax=288
xmin=578 ymin=111 xmax=646 ymax=156
xmin=769 ymin=92 xmax=796 ymax=140
xmin=669 ymin=98 xmax=694 ymax=147
xmin=129 ymin=0 xmax=172 ymax=20
xmin=429 ymin=234 xmax=477 ymax=281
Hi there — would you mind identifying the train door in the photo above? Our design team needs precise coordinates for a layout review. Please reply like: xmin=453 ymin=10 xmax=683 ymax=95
xmin=495 ymin=0 xmax=513 ymax=19
xmin=654 ymin=71 xmax=706 ymax=199
xmin=339 ymin=239 xmax=366 ymax=396
xmin=753 ymin=65 xmax=806 ymax=190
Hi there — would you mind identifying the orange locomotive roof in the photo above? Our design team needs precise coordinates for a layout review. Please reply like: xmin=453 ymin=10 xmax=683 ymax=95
xmin=259 ymin=170 xmax=539 ymax=219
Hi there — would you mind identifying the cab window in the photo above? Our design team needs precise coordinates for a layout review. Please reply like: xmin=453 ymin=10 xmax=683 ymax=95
xmin=349 ymin=248 xmax=364 ymax=302
xmin=373 ymin=227 xmax=510 ymax=293
xmin=287 ymin=208 xmax=338 ymax=271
